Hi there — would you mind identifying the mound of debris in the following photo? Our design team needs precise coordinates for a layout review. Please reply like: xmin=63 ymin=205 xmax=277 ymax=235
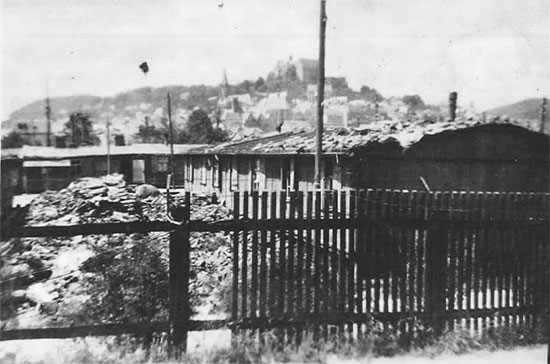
xmin=26 ymin=174 xmax=141 ymax=225
xmin=1 ymin=175 xmax=234 ymax=329
xmin=25 ymin=174 xmax=232 ymax=226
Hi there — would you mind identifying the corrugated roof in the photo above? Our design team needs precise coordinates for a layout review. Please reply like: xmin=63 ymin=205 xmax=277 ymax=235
xmin=1 ymin=143 xmax=207 ymax=160
xmin=189 ymin=120 xmax=548 ymax=156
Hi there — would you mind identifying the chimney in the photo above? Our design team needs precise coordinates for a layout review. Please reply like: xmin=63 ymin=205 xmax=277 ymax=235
xmin=114 ymin=134 xmax=125 ymax=146
xmin=449 ymin=92 xmax=457 ymax=121
xmin=541 ymin=97 xmax=548 ymax=133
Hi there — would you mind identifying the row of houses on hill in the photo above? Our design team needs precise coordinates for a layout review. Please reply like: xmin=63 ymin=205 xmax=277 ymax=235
xmin=2 ymin=119 xmax=548 ymax=210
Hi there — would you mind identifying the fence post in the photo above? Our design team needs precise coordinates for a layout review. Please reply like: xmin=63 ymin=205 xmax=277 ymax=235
xmin=425 ymin=211 xmax=448 ymax=335
xmin=169 ymin=191 xmax=191 ymax=356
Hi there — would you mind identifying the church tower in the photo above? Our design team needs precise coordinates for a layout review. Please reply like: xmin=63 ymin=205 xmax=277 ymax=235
xmin=221 ymin=69 xmax=229 ymax=101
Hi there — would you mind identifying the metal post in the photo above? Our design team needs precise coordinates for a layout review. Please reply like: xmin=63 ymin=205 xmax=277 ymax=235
xmin=315 ymin=0 xmax=327 ymax=189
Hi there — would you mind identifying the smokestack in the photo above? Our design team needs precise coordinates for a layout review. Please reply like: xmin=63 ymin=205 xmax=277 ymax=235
xmin=449 ymin=92 xmax=457 ymax=122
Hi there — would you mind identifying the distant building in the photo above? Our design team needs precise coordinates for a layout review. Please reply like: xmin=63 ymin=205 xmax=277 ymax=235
xmin=306 ymin=83 xmax=333 ymax=103
xmin=11 ymin=118 xmax=64 ymax=146
xmin=324 ymin=96 xmax=349 ymax=129
xmin=253 ymin=92 xmax=292 ymax=129
xmin=220 ymin=69 xmax=229 ymax=100
xmin=295 ymin=59 xmax=318 ymax=84
xmin=1 ymin=144 xmax=205 ymax=196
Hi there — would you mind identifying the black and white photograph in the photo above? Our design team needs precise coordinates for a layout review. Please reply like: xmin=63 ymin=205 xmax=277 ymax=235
xmin=0 ymin=0 xmax=548 ymax=363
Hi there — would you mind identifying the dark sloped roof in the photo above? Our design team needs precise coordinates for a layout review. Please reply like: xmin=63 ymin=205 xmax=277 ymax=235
xmin=190 ymin=120 xmax=549 ymax=156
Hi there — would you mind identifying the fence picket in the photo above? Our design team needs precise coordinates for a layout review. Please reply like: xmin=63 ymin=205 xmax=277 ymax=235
xmin=407 ymin=191 xmax=417 ymax=315
xmin=360 ymin=189 xmax=369 ymax=315
xmin=260 ymin=192 xmax=268 ymax=319
xmin=251 ymin=191 xmax=259 ymax=321
xmin=313 ymin=190 xmax=321 ymax=316
xmin=296 ymin=191 xmax=305 ymax=316
xmin=331 ymin=191 xmax=339 ymax=317
xmin=279 ymin=191 xmax=287 ymax=318
xmin=339 ymin=190 xmax=348 ymax=338
xmin=241 ymin=191 xmax=249 ymax=319
xmin=232 ymin=192 xmax=240 ymax=325
xmin=305 ymin=192 xmax=314 ymax=317
xmin=347 ymin=190 xmax=356 ymax=318
xmin=269 ymin=192 xmax=278 ymax=317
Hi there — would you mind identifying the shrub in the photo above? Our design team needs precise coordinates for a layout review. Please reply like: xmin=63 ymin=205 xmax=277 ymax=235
xmin=82 ymin=234 xmax=169 ymax=347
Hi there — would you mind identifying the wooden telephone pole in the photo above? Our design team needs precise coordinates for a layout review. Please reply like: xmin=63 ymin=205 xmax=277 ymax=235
xmin=315 ymin=0 xmax=327 ymax=189
xmin=45 ymin=97 xmax=52 ymax=146
xmin=167 ymin=92 xmax=175 ymax=188
xmin=106 ymin=118 xmax=111 ymax=175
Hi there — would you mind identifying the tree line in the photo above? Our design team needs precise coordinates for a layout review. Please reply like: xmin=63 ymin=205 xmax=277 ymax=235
xmin=1 ymin=109 xmax=229 ymax=149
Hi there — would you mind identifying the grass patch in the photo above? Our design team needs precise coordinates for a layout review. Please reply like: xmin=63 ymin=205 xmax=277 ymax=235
xmin=2 ymin=318 xmax=547 ymax=364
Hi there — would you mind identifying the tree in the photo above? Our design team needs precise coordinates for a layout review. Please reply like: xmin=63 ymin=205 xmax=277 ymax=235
xmin=360 ymin=85 xmax=383 ymax=102
xmin=255 ymin=77 xmax=266 ymax=92
xmin=184 ymin=109 xmax=228 ymax=144
xmin=1 ymin=131 xmax=25 ymax=148
xmin=64 ymin=112 xmax=100 ymax=147
xmin=402 ymin=95 xmax=426 ymax=112
xmin=136 ymin=124 xmax=167 ymax=144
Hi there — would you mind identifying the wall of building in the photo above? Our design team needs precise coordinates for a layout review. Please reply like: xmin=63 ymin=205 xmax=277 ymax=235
xmin=1 ymin=159 xmax=23 ymax=209
xmin=343 ymin=125 xmax=550 ymax=192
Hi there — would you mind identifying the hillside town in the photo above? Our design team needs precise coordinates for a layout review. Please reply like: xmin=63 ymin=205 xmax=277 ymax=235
xmin=3 ymin=57 xmax=545 ymax=152
xmin=1 ymin=57 xmax=548 ymax=208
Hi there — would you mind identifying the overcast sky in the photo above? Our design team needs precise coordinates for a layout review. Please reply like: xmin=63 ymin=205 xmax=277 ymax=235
xmin=1 ymin=0 xmax=549 ymax=119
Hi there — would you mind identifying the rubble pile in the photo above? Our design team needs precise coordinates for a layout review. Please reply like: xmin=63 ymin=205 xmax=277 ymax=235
xmin=189 ymin=231 xmax=232 ymax=316
xmin=24 ymin=175 xmax=233 ymax=225
xmin=189 ymin=193 xmax=232 ymax=222
xmin=26 ymin=174 xmax=142 ymax=225
xmin=1 ymin=236 xmax=95 ymax=329
xmin=1 ymin=176 xmax=234 ymax=329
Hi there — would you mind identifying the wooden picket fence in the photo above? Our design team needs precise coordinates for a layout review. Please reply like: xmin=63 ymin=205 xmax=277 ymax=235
xmin=1 ymin=189 xmax=548 ymax=351
xmin=230 ymin=189 xmax=549 ymax=341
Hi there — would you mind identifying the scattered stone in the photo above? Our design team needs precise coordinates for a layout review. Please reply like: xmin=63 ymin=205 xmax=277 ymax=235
xmin=0 ymin=263 xmax=32 ymax=287
xmin=135 ymin=184 xmax=160 ymax=199
xmin=39 ymin=301 xmax=59 ymax=315
xmin=9 ymin=290 xmax=34 ymax=307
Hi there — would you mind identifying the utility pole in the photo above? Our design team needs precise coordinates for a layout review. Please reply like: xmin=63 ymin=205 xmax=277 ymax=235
xmin=315 ymin=0 xmax=327 ymax=189
xmin=45 ymin=97 xmax=52 ymax=146
xmin=167 ymin=92 xmax=175 ymax=188
xmin=106 ymin=118 xmax=111 ymax=175
xmin=541 ymin=97 xmax=548 ymax=133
